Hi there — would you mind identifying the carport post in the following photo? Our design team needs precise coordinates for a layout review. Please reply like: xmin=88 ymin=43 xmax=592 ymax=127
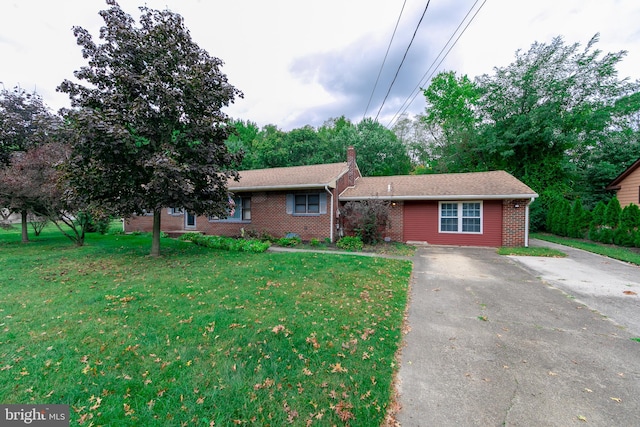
xmin=525 ymin=197 xmax=535 ymax=247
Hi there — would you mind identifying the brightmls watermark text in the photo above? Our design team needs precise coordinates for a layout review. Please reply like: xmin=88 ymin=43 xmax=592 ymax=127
xmin=1 ymin=405 xmax=69 ymax=426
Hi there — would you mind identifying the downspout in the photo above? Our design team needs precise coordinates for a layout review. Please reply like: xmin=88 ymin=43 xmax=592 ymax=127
xmin=325 ymin=185 xmax=334 ymax=243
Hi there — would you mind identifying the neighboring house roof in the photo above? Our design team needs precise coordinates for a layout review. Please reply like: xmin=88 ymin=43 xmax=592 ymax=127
xmin=340 ymin=170 xmax=538 ymax=201
xmin=229 ymin=162 xmax=349 ymax=191
xmin=605 ymin=157 xmax=640 ymax=190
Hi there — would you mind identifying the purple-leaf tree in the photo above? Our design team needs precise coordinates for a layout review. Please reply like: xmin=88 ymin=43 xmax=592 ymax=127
xmin=58 ymin=0 xmax=243 ymax=256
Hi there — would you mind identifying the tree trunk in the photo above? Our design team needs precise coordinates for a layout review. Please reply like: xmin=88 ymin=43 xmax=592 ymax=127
xmin=21 ymin=210 xmax=29 ymax=243
xmin=151 ymin=209 xmax=161 ymax=257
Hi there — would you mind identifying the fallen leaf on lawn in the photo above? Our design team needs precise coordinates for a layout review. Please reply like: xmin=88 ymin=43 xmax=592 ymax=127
xmin=89 ymin=397 xmax=102 ymax=410
xmin=123 ymin=403 xmax=134 ymax=416
xmin=78 ymin=413 xmax=93 ymax=424
xmin=577 ymin=415 xmax=587 ymax=422
xmin=330 ymin=363 xmax=347 ymax=373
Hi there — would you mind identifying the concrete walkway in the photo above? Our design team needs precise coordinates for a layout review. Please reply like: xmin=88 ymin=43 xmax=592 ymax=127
xmin=395 ymin=245 xmax=640 ymax=426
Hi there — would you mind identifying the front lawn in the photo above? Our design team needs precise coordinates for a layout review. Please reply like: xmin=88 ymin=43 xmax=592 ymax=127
xmin=0 ymin=227 xmax=412 ymax=426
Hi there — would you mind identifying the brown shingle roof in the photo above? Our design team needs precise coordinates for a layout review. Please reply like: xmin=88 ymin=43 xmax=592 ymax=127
xmin=229 ymin=162 xmax=349 ymax=191
xmin=340 ymin=170 xmax=537 ymax=200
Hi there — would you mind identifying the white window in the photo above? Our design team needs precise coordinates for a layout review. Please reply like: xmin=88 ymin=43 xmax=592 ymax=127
xmin=439 ymin=201 xmax=482 ymax=233
xmin=168 ymin=207 xmax=183 ymax=215
xmin=209 ymin=196 xmax=251 ymax=222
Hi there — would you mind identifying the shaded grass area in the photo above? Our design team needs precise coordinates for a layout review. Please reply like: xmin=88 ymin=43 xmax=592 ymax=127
xmin=0 ymin=227 xmax=412 ymax=426
xmin=291 ymin=240 xmax=416 ymax=258
xmin=497 ymin=246 xmax=566 ymax=257
xmin=532 ymin=233 xmax=640 ymax=266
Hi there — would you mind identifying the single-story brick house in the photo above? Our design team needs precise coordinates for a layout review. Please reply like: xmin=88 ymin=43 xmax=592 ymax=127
xmin=606 ymin=157 xmax=640 ymax=208
xmin=124 ymin=147 xmax=538 ymax=247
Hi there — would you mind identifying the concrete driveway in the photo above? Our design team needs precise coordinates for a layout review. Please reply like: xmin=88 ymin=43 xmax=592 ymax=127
xmin=395 ymin=243 xmax=640 ymax=426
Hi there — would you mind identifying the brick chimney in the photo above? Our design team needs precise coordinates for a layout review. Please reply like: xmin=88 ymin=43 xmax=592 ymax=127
xmin=347 ymin=146 xmax=356 ymax=187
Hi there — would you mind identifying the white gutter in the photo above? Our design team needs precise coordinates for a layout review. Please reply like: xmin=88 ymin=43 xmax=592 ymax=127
xmin=230 ymin=183 xmax=336 ymax=192
xmin=339 ymin=193 xmax=539 ymax=201
xmin=325 ymin=185 xmax=334 ymax=243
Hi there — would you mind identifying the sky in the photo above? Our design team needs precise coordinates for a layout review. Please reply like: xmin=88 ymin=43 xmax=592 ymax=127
xmin=2 ymin=0 xmax=639 ymax=131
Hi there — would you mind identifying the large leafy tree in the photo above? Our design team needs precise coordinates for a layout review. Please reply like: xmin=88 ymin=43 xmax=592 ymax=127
xmin=420 ymin=71 xmax=481 ymax=173
xmin=225 ymin=119 xmax=261 ymax=169
xmin=0 ymin=143 xmax=90 ymax=245
xmin=353 ymin=118 xmax=412 ymax=176
xmin=58 ymin=0 xmax=243 ymax=256
xmin=414 ymin=35 xmax=640 ymax=229
xmin=0 ymin=87 xmax=61 ymax=241
xmin=0 ymin=87 xmax=58 ymax=166
xmin=474 ymin=34 xmax=638 ymax=193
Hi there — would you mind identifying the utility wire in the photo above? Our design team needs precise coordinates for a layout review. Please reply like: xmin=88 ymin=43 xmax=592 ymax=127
xmin=374 ymin=0 xmax=432 ymax=122
xmin=362 ymin=0 xmax=407 ymax=121
xmin=387 ymin=0 xmax=487 ymax=129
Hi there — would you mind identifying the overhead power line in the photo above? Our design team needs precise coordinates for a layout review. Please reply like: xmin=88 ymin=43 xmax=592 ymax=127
xmin=386 ymin=0 xmax=487 ymax=129
xmin=362 ymin=0 xmax=407 ymax=121
xmin=374 ymin=0 xmax=432 ymax=122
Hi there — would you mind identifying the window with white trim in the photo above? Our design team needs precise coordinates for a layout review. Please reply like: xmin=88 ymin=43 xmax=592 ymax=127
xmin=209 ymin=196 xmax=251 ymax=222
xmin=439 ymin=201 xmax=482 ymax=233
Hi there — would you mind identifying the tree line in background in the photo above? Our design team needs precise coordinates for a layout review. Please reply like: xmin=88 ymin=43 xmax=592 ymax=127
xmin=228 ymin=34 xmax=640 ymax=233
xmin=2 ymin=1 xmax=639 ymax=256
xmin=226 ymin=116 xmax=412 ymax=177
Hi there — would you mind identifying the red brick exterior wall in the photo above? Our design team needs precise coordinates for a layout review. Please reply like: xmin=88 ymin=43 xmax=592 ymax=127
xmin=385 ymin=201 xmax=404 ymax=242
xmin=501 ymin=199 xmax=530 ymax=247
xmin=125 ymin=196 xmax=531 ymax=247
xmin=125 ymin=191 xmax=335 ymax=241
xmin=237 ymin=192 xmax=333 ymax=241
xmin=125 ymin=148 xmax=364 ymax=242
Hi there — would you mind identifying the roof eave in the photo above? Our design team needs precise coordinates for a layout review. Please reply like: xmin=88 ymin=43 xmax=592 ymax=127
xmin=230 ymin=182 xmax=336 ymax=192
xmin=607 ymin=157 xmax=640 ymax=188
xmin=339 ymin=193 xmax=538 ymax=201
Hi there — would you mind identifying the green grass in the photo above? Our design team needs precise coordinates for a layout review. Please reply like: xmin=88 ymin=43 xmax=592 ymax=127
xmin=531 ymin=233 xmax=640 ymax=266
xmin=0 ymin=225 xmax=412 ymax=426
xmin=293 ymin=241 xmax=416 ymax=258
xmin=496 ymin=246 xmax=566 ymax=257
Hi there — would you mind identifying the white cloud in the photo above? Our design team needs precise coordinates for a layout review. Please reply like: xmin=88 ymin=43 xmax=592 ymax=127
xmin=1 ymin=0 xmax=638 ymax=130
